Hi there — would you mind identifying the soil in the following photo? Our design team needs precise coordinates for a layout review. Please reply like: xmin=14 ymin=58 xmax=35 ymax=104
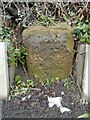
xmin=2 ymin=65 xmax=89 ymax=118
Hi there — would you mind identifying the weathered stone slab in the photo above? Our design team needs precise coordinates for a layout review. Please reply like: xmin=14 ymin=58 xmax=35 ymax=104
xmin=0 ymin=42 xmax=9 ymax=99
xmin=22 ymin=23 xmax=74 ymax=81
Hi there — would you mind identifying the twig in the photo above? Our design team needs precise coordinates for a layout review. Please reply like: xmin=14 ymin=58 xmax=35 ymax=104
xmin=13 ymin=2 xmax=20 ymax=16
xmin=2 ymin=0 xmax=13 ymax=12
xmin=22 ymin=65 xmax=29 ymax=78
xmin=29 ymin=88 xmax=41 ymax=91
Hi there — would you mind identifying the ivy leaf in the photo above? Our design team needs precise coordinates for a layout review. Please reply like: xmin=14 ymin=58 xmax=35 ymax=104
xmin=78 ymin=113 xmax=90 ymax=118
xmin=80 ymin=38 xmax=86 ymax=42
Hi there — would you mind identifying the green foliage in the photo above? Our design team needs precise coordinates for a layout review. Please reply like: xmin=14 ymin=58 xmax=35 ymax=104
xmin=0 ymin=24 xmax=27 ymax=66
xmin=73 ymin=21 xmax=90 ymax=43
xmin=38 ymin=13 xmax=47 ymax=26
xmin=10 ymin=75 xmax=34 ymax=98
xmin=7 ymin=45 xmax=27 ymax=66
xmin=27 ymin=79 xmax=34 ymax=88
xmin=42 ymin=77 xmax=59 ymax=86
xmin=42 ymin=78 xmax=53 ymax=86
xmin=0 ymin=24 xmax=13 ymax=42
xmin=62 ymin=13 xmax=68 ymax=21
xmin=34 ymin=74 xmax=40 ymax=80
xmin=7 ymin=46 xmax=16 ymax=66
xmin=34 ymin=75 xmax=59 ymax=86
xmin=63 ymin=78 xmax=73 ymax=88
xmin=78 ymin=113 xmax=90 ymax=118
xmin=43 ymin=17 xmax=54 ymax=26
xmin=35 ymin=12 xmax=55 ymax=26
xmin=61 ymin=7 xmax=75 ymax=22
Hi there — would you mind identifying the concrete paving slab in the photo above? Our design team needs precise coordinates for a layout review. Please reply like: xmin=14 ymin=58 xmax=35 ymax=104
xmin=83 ymin=44 xmax=90 ymax=102
xmin=0 ymin=42 xmax=9 ymax=99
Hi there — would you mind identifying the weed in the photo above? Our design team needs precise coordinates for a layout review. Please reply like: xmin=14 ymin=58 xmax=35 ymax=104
xmin=34 ymin=75 xmax=59 ymax=86
xmin=27 ymin=79 xmax=34 ymax=87
xmin=42 ymin=77 xmax=59 ymax=86
xmin=63 ymin=77 xmax=73 ymax=89
xmin=34 ymin=74 xmax=41 ymax=81
xmin=9 ymin=75 xmax=34 ymax=98
xmin=34 ymin=12 xmax=55 ymax=26
xmin=73 ymin=21 xmax=90 ymax=43
xmin=8 ymin=45 xmax=27 ymax=66
xmin=0 ymin=24 xmax=27 ymax=66
xmin=0 ymin=24 xmax=13 ymax=42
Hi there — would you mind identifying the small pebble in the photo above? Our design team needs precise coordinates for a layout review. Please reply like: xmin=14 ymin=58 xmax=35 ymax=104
xmin=71 ymin=102 xmax=74 ymax=105
xmin=22 ymin=97 xmax=27 ymax=101
xmin=61 ymin=91 xmax=65 ymax=95
xmin=22 ymin=95 xmax=31 ymax=101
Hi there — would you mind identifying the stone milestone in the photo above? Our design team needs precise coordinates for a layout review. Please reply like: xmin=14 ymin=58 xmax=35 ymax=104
xmin=22 ymin=23 xmax=74 ymax=81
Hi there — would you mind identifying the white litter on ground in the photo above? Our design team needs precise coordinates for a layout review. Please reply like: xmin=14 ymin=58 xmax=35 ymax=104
xmin=60 ymin=106 xmax=71 ymax=114
xmin=61 ymin=91 xmax=65 ymax=95
xmin=22 ymin=95 xmax=31 ymax=101
xmin=22 ymin=96 xmax=27 ymax=101
xmin=48 ymin=96 xmax=71 ymax=114
xmin=27 ymin=95 xmax=31 ymax=99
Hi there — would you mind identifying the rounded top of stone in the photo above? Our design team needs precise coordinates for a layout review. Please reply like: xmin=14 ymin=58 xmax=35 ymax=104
xmin=22 ymin=22 xmax=73 ymax=41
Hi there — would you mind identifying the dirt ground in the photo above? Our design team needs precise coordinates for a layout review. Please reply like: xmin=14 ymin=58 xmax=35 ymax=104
xmin=2 ymin=65 xmax=89 ymax=118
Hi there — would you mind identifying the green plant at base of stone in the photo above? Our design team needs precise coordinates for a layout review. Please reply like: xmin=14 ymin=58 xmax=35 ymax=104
xmin=73 ymin=21 xmax=90 ymax=43
xmin=63 ymin=77 xmax=73 ymax=89
xmin=34 ymin=75 xmax=59 ymax=86
xmin=42 ymin=78 xmax=52 ymax=86
xmin=9 ymin=75 xmax=34 ymax=98
xmin=34 ymin=75 xmax=41 ymax=81
xmin=27 ymin=79 xmax=34 ymax=87
xmin=41 ymin=77 xmax=59 ymax=86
